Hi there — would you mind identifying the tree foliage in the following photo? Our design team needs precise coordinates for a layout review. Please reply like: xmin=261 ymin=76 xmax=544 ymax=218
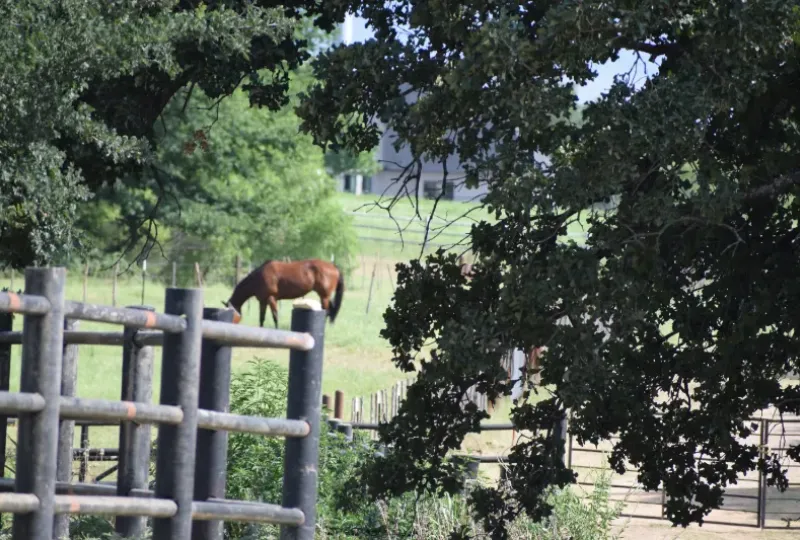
xmin=79 ymin=80 xmax=357 ymax=283
xmin=297 ymin=1 xmax=800 ymax=538
xmin=0 ymin=0 xmax=349 ymax=268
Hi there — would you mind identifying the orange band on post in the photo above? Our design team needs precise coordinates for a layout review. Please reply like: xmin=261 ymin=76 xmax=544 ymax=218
xmin=124 ymin=402 xmax=137 ymax=420
xmin=144 ymin=311 xmax=157 ymax=328
xmin=69 ymin=498 xmax=80 ymax=513
xmin=6 ymin=293 xmax=21 ymax=312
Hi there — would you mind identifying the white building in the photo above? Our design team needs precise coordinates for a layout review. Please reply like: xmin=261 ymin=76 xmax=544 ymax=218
xmin=367 ymin=123 xmax=490 ymax=203
xmin=334 ymin=98 xmax=490 ymax=202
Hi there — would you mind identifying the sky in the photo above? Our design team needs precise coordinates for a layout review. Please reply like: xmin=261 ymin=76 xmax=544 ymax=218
xmin=342 ymin=14 xmax=660 ymax=104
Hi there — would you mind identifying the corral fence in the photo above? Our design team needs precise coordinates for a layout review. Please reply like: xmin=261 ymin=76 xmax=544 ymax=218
xmin=341 ymin=389 xmax=800 ymax=530
xmin=0 ymin=267 xmax=327 ymax=540
xmin=349 ymin=378 xmax=490 ymax=433
xmin=347 ymin=347 xmax=536 ymax=436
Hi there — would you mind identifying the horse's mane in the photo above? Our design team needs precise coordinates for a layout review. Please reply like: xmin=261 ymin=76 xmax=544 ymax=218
xmin=253 ymin=259 xmax=273 ymax=272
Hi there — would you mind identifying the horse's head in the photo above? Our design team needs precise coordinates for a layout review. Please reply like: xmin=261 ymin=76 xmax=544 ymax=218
xmin=221 ymin=300 xmax=242 ymax=324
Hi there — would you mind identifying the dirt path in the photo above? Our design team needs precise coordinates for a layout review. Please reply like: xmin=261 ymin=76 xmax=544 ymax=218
xmin=615 ymin=518 xmax=797 ymax=539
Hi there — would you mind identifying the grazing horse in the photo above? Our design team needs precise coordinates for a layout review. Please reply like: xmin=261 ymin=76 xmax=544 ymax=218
xmin=223 ymin=259 xmax=344 ymax=328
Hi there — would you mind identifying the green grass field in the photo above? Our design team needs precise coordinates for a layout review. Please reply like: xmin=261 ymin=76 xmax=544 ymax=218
xmin=0 ymin=192 xmax=550 ymax=479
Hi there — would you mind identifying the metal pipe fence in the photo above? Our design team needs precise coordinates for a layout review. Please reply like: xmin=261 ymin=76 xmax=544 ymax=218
xmin=346 ymin=415 xmax=800 ymax=530
xmin=0 ymin=267 xmax=327 ymax=540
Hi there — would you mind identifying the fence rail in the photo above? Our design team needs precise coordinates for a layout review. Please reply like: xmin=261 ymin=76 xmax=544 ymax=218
xmin=0 ymin=267 xmax=327 ymax=540
xmin=344 ymin=415 xmax=800 ymax=530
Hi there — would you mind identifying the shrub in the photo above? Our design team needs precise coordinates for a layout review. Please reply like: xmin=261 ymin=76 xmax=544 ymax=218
xmin=511 ymin=469 xmax=626 ymax=540
xmin=224 ymin=358 xmax=376 ymax=539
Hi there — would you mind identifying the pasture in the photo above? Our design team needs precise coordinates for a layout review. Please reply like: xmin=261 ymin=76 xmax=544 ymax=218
xmin=0 ymin=193 xmax=508 ymax=463
xmin=0 ymin=258 xmax=406 ymax=448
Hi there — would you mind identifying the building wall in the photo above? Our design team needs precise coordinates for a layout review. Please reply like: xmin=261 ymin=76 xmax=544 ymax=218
xmin=369 ymin=170 xmax=489 ymax=203
xmin=332 ymin=82 xmax=492 ymax=202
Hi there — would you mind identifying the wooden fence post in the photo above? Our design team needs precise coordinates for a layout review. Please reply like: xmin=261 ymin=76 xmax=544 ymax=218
xmin=152 ymin=288 xmax=204 ymax=539
xmin=141 ymin=260 xmax=147 ymax=305
xmin=0 ymin=310 xmax=12 ymax=525
xmin=82 ymin=263 xmax=89 ymax=302
xmin=334 ymin=391 xmax=344 ymax=420
xmin=78 ymin=425 xmax=89 ymax=482
xmin=365 ymin=264 xmax=377 ymax=314
xmin=112 ymin=262 xmax=119 ymax=307
xmin=193 ymin=307 xmax=236 ymax=540
xmin=757 ymin=419 xmax=768 ymax=528
xmin=12 ymin=268 xmax=66 ymax=539
xmin=116 ymin=306 xmax=156 ymax=538
xmin=54 ymin=318 xmax=79 ymax=540
xmin=280 ymin=303 xmax=326 ymax=540
xmin=553 ymin=410 xmax=569 ymax=468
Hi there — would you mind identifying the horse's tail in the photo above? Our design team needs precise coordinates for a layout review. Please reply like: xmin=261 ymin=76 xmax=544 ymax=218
xmin=328 ymin=266 xmax=345 ymax=324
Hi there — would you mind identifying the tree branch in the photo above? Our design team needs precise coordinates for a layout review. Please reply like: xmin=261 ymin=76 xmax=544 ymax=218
xmin=743 ymin=170 xmax=800 ymax=201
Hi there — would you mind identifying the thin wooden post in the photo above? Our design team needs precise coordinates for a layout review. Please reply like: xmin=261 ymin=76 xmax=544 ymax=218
xmin=116 ymin=307 xmax=156 ymax=538
xmin=112 ymin=262 xmax=119 ymax=307
xmin=82 ymin=263 xmax=89 ymax=302
xmin=171 ymin=262 xmax=177 ymax=287
xmin=387 ymin=264 xmax=395 ymax=292
xmin=365 ymin=264 xmax=377 ymax=314
xmin=553 ymin=411 xmax=568 ymax=468
xmin=0 ymin=311 xmax=12 ymax=525
xmin=322 ymin=395 xmax=331 ymax=412
xmin=54 ymin=318 xmax=79 ymax=539
xmin=757 ymin=419 xmax=768 ymax=528
xmin=78 ymin=425 xmax=89 ymax=482
xmin=334 ymin=390 xmax=344 ymax=420
xmin=141 ymin=260 xmax=147 ymax=305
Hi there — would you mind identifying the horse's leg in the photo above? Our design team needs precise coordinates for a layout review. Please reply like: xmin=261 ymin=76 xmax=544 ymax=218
xmin=258 ymin=301 xmax=267 ymax=328
xmin=268 ymin=296 xmax=279 ymax=328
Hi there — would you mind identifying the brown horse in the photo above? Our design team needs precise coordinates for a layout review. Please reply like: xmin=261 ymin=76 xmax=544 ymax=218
xmin=223 ymin=259 xmax=344 ymax=328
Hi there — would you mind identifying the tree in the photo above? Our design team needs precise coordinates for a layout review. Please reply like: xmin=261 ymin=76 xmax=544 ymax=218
xmin=324 ymin=147 xmax=381 ymax=179
xmin=296 ymin=2 xmax=800 ymax=538
xmin=79 ymin=80 xmax=357 ymax=282
xmin=0 ymin=0 xmax=349 ymax=268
